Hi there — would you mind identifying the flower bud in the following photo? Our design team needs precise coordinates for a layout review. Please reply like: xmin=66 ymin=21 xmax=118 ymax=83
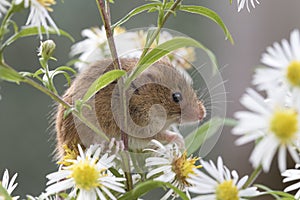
xmin=38 ymin=40 xmax=56 ymax=60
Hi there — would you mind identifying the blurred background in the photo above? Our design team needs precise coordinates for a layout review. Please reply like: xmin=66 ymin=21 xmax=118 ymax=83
xmin=1 ymin=0 xmax=300 ymax=199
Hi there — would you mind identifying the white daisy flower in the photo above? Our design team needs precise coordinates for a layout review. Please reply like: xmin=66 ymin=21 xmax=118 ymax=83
xmin=70 ymin=26 xmax=125 ymax=71
xmin=15 ymin=0 xmax=59 ymax=39
xmin=282 ymin=164 xmax=300 ymax=199
xmin=26 ymin=193 xmax=57 ymax=200
xmin=232 ymin=88 xmax=300 ymax=172
xmin=45 ymin=144 xmax=126 ymax=200
xmin=71 ymin=27 xmax=195 ymax=72
xmin=237 ymin=0 xmax=260 ymax=12
xmin=253 ymin=29 xmax=300 ymax=93
xmin=116 ymin=29 xmax=195 ymax=69
xmin=188 ymin=157 xmax=261 ymax=200
xmin=1 ymin=169 xmax=19 ymax=200
xmin=145 ymin=140 xmax=200 ymax=200
xmin=0 ymin=0 xmax=11 ymax=18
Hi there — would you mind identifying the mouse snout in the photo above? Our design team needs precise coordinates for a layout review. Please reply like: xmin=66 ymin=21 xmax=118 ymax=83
xmin=180 ymin=100 xmax=206 ymax=123
xmin=198 ymin=100 xmax=206 ymax=121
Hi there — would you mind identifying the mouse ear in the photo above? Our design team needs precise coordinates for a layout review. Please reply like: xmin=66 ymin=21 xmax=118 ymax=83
xmin=139 ymin=65 xmax=159 ymax=82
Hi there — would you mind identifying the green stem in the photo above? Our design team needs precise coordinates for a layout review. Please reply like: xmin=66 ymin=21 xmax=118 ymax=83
xmin=0 ymin=59 xmax=109 ymax=141
xmin=139 ymin=0 xmax=182 ymax=59
xmin=243 ymin=165 xmax=263 ymax=189
xmin=39 ymin=58 xmax=58 ymax=95
xmin=24 ymin=77 xmax=109 ymax=141
xmin=96 ymin=0 xmax=133 ymax=191
xmin=96 ymin=0 xmax=121 ymax=71
xmin=121 ymin=152 xmax=134 ymax=191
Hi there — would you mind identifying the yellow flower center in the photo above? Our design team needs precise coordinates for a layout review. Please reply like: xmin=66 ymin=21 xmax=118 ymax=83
xmin=286 ymin=61 xmax=300 ymax=87
xmin=114 ymin=26 xmax=126 ymax=35
xmin=37 ymin=0 xmax=56 ymax=12
xmin=172 ymin=151 xmax=200 ymax=185
xmin=270 ymin=108 xmax=298 ymax=142
xmin=216 ymin=180 xmax=239 ymax=200
xmin=70 ymin=159 xmax=102 ymax=190
xmin=57 ymin=144 xmax=79 ymax=167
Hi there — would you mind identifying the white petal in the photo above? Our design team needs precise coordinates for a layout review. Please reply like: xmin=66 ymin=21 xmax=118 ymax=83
xmin=46 ymin=170 xmax=72 ymax=185
xmin=288 ymin=145 xmax=300 ymax=163
xmin=45 ymin=179 xmax=74 ymax=195
xmin=284 ymin=181 xmax=300 ymax=192
xmin=278 ymin=145 xmax=287 ymax=172
xmin=192 ymin=194 xmax=216 ymax=200
xmin=235 ymin=131 xmax=264 ymax=145
xmin=239 ymin=187 xmax=261 ymax=197
xmin=100 ymin=186 xmax=117 ymax=200
xmin=146 ymin=165 xmax=172 ymax=178
xmin=290 ymin=29 xmax=300 ymax=60
xmin=236 ymin=175 xmax=248 ymax=189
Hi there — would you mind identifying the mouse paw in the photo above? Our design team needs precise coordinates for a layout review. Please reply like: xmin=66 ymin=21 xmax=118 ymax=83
xmin=159 ymin=130 xmax=185 ymax=149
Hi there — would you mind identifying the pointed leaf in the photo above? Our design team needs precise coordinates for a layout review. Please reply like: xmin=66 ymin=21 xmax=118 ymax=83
xmin=112 ymin=3 xmax=161 ymax=28
xmin=180 ymin=5 xmax=234 ymax=44
xmin=0 ymin=65 xmax=24 ymax=83
xmin=126 ymin=36 xmax=217 ymax=85
xmin=2 ymin=27 xmax=74 ymax=48
xmin=185 ymin=117 xmax=224 ymax=156
xmin=82 ymin=69 xmax=126 ymax=102
xmin=118 ymin=180 xmax=189 ymax=200
xmin=255 ymin=184 xmax=295 ymax=199
xmin=55 ymin=66 xmax=76 ymax=74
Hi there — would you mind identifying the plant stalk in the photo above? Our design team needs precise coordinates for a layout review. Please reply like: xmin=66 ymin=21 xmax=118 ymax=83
xmin=96 ymin=0 xmax=133 ymax=191
xmin=243 ymin=165 xmax=263 ymax=189
xmin=0 ymin=59 xmax=109 ymax=141
xmin=24 ymin=77 xmax=109 ymax=141
xmin=96 ymin=0 xmax=121 ymax=71
xmin=139 ymin=0 xmax=182 ymax=59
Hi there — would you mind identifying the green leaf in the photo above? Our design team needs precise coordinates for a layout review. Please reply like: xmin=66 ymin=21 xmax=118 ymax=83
xmin=109 ymin=167 xmax=123 ymax=178
xmin=8 ymin=20 xmax=19 ymax=34
xmin=112 ymin=3 xmax=161 ymax=28
xmin=66 ymin=59 xmax=82 ymax=67
xmin=53 ymin=66 xmax=76 ymax=86
xmin=118 ymin=180 xmax=189 ymax=200
xmin=0 ymin=182 xmax=13 ymax=200
xmin=179 ymin=5 xmax=234 ymax=44
xmin=0 ymin=65 xmax=24 ymax=83
xmin=82 ymin=69 xmax=126 ymax=102
xmin=185 ymin=117 xmax=224 ymax=156
xmin=224 ymin=118 xmax=238 ymax=126
xmin=2 ymin=27 xmax=74 ymax=49
xmin=50 ymin=70 xmax=72 ymax=86
xmin=255 ymin=184 xmax=295 ymax=199
xmin=55 ymin=66 xmax=77 ymax=74
xmin=126 ymin=37 xmax=217 ymax=86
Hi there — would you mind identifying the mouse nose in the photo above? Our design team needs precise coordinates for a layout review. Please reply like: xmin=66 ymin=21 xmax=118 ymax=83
xmin=198 ymin=100 xmax=206 ymax=121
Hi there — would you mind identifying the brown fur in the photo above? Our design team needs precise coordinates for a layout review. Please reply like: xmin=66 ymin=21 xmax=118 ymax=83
xmin=55 ymin=58 xmax=205 ymax=159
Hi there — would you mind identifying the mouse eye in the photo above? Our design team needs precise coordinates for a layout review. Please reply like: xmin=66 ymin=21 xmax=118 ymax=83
xmin=172 ymin=92 xmax=182 ymax=103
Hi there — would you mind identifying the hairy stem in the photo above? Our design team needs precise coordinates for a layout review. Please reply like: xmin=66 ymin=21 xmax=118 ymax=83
xmin=96 ymin=0 xmax=121 ymax=71
xmin=96 ymin=0 xmax=133 ymax=191
xmin=121 ymin=152 xmax=134 ymax=191
xmin=96 ymin=0 xmax=129 ymax=150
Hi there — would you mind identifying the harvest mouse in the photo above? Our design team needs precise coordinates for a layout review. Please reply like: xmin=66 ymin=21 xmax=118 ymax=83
xmin=55 ymin=58 xmax=206 ymax=158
